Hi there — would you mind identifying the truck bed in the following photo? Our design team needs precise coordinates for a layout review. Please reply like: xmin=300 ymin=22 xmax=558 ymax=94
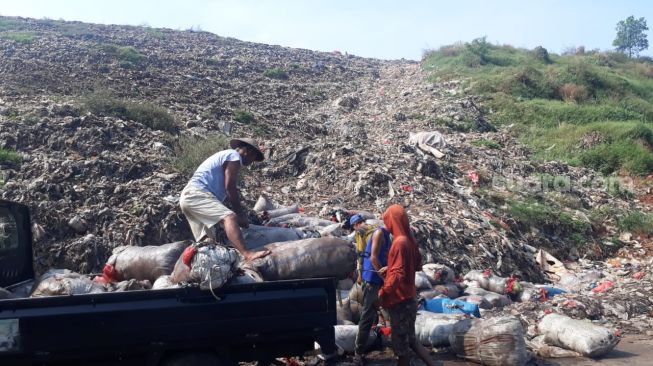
xmin=0 ymin=278 xmax=337 ymax=365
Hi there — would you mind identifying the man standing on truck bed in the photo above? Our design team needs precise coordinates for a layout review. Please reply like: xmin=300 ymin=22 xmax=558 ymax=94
xmin=179 ymin=138 xmax=270 ymax=261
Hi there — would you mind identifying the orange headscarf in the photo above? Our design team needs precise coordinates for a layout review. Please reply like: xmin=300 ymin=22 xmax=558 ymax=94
xmin=383 ymin=204 xmax=416 ymax=246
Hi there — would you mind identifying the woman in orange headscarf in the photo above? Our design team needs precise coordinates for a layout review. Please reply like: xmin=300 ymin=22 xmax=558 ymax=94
xmin=378 ymin=204 xmax=435 ymax=366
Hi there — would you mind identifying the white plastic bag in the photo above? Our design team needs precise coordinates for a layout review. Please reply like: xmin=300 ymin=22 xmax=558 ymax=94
xmin=171 ymin=243 xmax=239 ymax=290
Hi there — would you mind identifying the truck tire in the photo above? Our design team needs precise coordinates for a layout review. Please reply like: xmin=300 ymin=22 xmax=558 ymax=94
xmin=160 ymin=352 xmax=222 ymax=366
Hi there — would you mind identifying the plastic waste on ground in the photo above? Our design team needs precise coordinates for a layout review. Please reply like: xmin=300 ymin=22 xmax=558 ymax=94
xmin=422 ymin=297 xmax=481 ymax=318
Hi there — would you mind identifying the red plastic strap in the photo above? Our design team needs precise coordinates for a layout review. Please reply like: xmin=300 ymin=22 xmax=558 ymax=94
xmin=182 ymin=246 xmax=198 ymax=267
xmin=102 ymin=264 xmax=120 ymax=283
xmin=505 ymin=277 xmax=519 ymax=294
xmin=539 ymin=287 xmax=549 ymax=302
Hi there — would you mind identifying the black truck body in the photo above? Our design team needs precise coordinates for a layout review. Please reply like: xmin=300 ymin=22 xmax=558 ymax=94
xmin=0 ymin=200 xmax=337 ymax=365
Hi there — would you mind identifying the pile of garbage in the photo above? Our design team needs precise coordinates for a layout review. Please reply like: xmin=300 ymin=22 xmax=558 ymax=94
xmin=336 ymin=253 xmax=628 ymax=366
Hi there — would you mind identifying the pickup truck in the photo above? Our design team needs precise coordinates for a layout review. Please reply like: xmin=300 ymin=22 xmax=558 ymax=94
xmin=0 ymin=200 xmax=337 ymax=365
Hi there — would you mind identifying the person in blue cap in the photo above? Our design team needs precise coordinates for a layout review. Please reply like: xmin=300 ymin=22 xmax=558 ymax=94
xmin=350 ymin=214 xmax=391 ymax=363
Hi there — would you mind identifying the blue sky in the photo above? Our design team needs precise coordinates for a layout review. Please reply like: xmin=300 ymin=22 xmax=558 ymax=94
xmin=1 ymin=0 xmax=652 ymax=60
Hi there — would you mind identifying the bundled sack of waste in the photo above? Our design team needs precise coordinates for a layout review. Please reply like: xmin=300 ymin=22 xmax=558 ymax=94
xmin=433 ymin=283 xmax=461 ymax=299
xmin=242 ymin=225 xmax=306 ymax=250
xmin=334 ymin=325 xmax=377 ymax=354
xmin=538 ymin=313 xmax=620 ymax=357
xmin=415 ymin=311 xmax=471 ymax=347
xmin=464 ymin=270 xmax=522 ymax=295
xmin=456 ymin=295 xmax=492 ymax=310
xmin=106 ymin=279 xmax=152 ymax=292
xmin=449 ymin=316 xmax=530 ymax=366
xmin=527 ymin=335 xmax=582 ymax=358
xmin=170 ymin=243 xmax=240 ymax=290
xmin=100 ymin=241 xmax=190 ymax=283
xmin=251 ymin=238 xmax=356 ymax=281
xmin=31 ymin=270 xmax=106 ymax=297
xmin=464 ymin=287 xmax=512 ymax=308
xmin=267 ymin=214 xmax=334 ymax=228
xmin=415 ymin=271 xmax=433 ymax=290
xmin=422 ymin=263 xmax=455 ymax=285
xmin=228 ymin=266 xmax=264 ymax=285
xmin=152 ymin=275 xmax=178 ymax=290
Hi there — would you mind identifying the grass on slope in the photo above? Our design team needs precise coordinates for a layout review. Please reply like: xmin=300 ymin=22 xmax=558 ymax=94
xmin=423 ymin=38 xmax=653 ymax=175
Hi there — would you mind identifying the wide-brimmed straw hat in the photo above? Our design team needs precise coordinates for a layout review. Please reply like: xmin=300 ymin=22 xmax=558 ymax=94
xmin=230 ymin=137 xmax=264 ymax=162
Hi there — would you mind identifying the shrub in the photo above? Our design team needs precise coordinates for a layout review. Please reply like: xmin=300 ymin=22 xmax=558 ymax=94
xmin=0 ymin=148 xmax=21 ymax=164
xmin=471 ymin=139 xmax=502 ymax=149
xmin=83 ymin=92 xmax=176 ymax=132
xmin=171 ymin=134 xmax=229 ymax=176
xmin=0 ymin=19 xmax=23 ymax=32
xmin=618 ymin=212 xmax=653 ymax=235
xmin=263 ymin=67 xmax=289 ymax=80
xmin=0 ymin=31 xmax=36 ymax=44
xmin=559 ymin=83 xmax=589 ymax=103
xmin=532 ymin=46 xmax=551 ymax=63
xmin=99 ymin=44 xmax=145 ymax=68
xmin=465 ymin=37 xmax=491 ymax=64
xmin=233 ymin=110 xmax=255 ymax=124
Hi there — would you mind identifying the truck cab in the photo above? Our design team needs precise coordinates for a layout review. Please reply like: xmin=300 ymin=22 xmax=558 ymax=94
xmin=0 ymin=200 xmax=337 ymax=365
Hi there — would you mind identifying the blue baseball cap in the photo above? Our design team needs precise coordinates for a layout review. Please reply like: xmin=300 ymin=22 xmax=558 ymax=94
xmin=349 ymin=214 xmax=365 ymax=226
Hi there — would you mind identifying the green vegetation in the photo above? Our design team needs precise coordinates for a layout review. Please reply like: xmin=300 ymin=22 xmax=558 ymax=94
xmin=99 ymin=44 xmax=145 ymax=69
xmin=618 ymin=212 xmax=653 ymax=235
xmin=423 ymin=38 xmax=653 ymax=175
xmin=471 ymin=138 xmax=502 ymax=149
xmin=83 ymin=92 xmax=176 ymax=133
xmin=0 ymin=148 xmax=21 ymax=164
xmin=233 ymin=109 xmax=256 ymax=124
xmin=171 ymin=134 xmax=229 ymax=176
xmin=263 ymin=67 xmax=289 ymax=80
xmin=507 ymin=198 xmax=591 ymax=246
xmin=0 ymin=19 xmax=24 ymax=32
xmin=144 ymin=28 xmax=165 ymax=40
xmin=613 ymin=16 xmax=649 ymax=58
xmin=0 ymin=31 xmax=36 ymax=44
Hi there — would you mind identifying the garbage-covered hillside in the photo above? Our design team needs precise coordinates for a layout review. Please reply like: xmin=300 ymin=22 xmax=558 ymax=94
xmin=1 ymin=16 xmax=653 ymax=364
